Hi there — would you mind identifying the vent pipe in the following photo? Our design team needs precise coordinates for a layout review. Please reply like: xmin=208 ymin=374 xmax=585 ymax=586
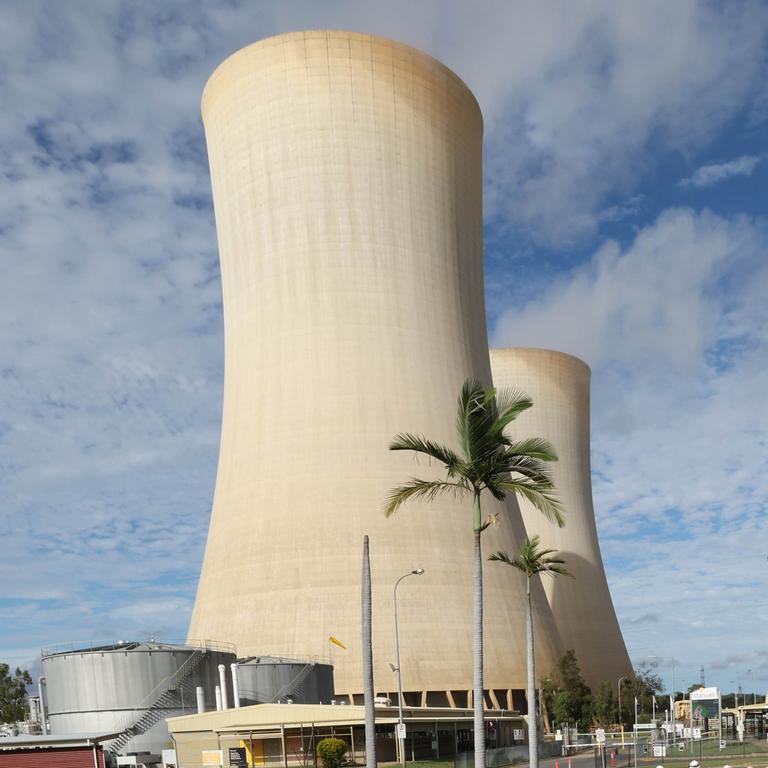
xmin=231 ymin=663 xmax=241 ymax=708
xmin=196 ymin=686 xmax=205 ymax=714
xmin=37 ymin=677 xmax=47 ymax=735
xmin=218 ymin=664 xmax=229 ymax=709
xmin=215 ymin=685 xmax=222 ymax=711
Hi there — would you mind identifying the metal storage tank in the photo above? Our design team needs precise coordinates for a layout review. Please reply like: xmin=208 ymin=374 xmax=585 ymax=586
xmin=236 ymin=656 xmax=335 ymax=705
xmin=489 ymin=348 xmax=632 ymax=688
xmin=188 ymin=29 xmax=564 ymax=705
xmin=41 ymin=640 xmax=236 ymax=755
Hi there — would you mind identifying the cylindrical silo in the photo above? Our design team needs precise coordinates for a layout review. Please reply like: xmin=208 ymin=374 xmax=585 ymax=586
xmin=490 ymin=348 xmax=632 ymax=688
xmin=188 ymin=30 xmax=563 ymax=704
xmin=235 ymin=656 xmax=335 ymax=706
xmin=41 ymin=641 xmax=236 ymax=754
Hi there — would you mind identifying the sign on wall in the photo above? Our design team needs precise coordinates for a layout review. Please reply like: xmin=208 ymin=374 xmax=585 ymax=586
xmin=202 ymin=750 xmax=224 ymax=767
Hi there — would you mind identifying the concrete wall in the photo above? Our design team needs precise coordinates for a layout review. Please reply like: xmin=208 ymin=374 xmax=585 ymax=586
xmin=489 ymin=348 xmax=632 ymax=688
xmin=188 ymin=30 xmax=563 ymax=700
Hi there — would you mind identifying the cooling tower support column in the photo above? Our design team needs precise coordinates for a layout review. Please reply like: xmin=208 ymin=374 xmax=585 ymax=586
xmin=490 ymin=348 xmax=632 ymax=687
xmin=188 ymin=30 xmax=563 ymax=700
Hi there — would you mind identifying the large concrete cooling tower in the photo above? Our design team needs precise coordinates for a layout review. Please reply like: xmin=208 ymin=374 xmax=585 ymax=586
xmin=490 ymin=348 xmax=632 ymax=688
xmin=188 ymin=30 xmax=564 ymax=705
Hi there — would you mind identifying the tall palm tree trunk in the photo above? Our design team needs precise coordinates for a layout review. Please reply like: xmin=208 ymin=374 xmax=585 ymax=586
xmin=473 ymin=494 xmax=485 ymax=768
xmin=362 ymin=535 xmax=376 ymax=768
xmin=526 ymin=577 xmax=538 ymax=768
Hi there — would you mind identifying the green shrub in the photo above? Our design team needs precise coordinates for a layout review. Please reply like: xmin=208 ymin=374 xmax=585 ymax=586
xmin=316 ymin=737 xmax=348 ymax=768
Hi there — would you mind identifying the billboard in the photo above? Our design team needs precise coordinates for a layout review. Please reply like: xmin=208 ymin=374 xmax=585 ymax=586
xmin=690 ymin=687 xmax=721 ymax=728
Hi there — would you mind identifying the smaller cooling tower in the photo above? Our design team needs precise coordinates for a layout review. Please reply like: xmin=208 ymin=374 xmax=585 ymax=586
xmin=490 ymin=348 xmax=632 ymax=689
xmin=236 ymin=656 xmax=335 ymax=705
xmin=41 ymin=640 xmax=236 ymax=755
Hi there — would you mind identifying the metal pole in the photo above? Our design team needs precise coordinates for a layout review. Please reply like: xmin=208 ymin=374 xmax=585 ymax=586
xmin=618 ymin=676 xmax=627 ymax=747
xmin=748 ymin=669 xmax=757 ymax=704
xmin=394 ymin=568 xmax=424 ymax=767
xmin=394 ymin=577 xmax=404 ymax=767
xmin=37 ymin=677 xmax=47 ymax=736
xmin=671 ymin=661 xmax=676 ymax=747
xmin=688 ymin=688 xmax=693 ymax=753
xmin=633 ymin=696 xmax=638 ymax=768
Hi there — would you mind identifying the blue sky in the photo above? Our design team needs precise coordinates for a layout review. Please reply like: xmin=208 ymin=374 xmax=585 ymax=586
xmin=1 ymin=1 xmax=766 ymax=695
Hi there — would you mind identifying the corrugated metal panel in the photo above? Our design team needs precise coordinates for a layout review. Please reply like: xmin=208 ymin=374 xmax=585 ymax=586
xmin=0 ymin=745 xmax=104 ymax=767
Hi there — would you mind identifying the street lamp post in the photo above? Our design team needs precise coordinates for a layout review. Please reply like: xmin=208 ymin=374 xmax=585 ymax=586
xmin=633 ymin=695 xmax=638 ymax=768
xmin=394 ymin=568 xmax=425 ymax=767
xmin=642 ymin=655 xmax=676 ymax=746
xmin=618 ymin=677 xmax=628 ymax=747
xmin=746 ymin=669 xmax=757 ymax=705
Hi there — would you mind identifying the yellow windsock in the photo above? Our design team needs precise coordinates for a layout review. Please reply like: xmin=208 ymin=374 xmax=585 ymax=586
xmin=329 ymin=635 xmax=347 ymax=650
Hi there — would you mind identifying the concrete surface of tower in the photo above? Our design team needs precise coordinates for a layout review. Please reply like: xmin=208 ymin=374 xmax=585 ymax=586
xmin=490 ymin=348 xmax=633 ymax=689
xmin=188 ymin=30 xmax=566 ymax=705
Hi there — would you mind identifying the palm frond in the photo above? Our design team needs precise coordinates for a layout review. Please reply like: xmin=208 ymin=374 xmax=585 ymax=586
xmin=499 ymin=454 xmax=557 ymax=486
xmin=384 ymin=478 xmax=469 ymax=517
xmin=505 ymin=437 xmax=559 ymax=462
xmin=456 ymin=379 xmax=495 ymax=461
xmin=498 ymin=479 xmax=565 ymax=527
xmin=389 ymin=432 xmax=463 ymax=475
xmin=488 ymin=550 xmax=524 ymax=570
xmin=489 ymin=387 xmax=534 ymax=437
xmin=490 ymin=536 xmax=571 ymax=578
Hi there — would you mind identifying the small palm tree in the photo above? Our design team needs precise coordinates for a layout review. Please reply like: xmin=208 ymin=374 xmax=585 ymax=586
xmin=490 ymin=536 xmax=570 ymax=768
xmin=385 ymin=379 xmax=564 ymax=768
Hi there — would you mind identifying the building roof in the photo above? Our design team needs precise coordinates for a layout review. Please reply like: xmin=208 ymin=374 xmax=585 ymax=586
xmin=0 ymin=732 xmax=122 ymax=749
xmin=167 ymin=703 xmax=521 ymax=735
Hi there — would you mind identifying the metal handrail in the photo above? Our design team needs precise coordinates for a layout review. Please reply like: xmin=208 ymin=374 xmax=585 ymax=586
xmin=238 ymin=653 xmax=332 ymax=666
xmin=41 ymin=637 xmax=236 ymax=658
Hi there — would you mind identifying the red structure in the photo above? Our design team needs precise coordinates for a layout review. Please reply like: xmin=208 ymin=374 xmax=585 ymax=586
xmin=0 ymin=734 xmax=113 ymax=768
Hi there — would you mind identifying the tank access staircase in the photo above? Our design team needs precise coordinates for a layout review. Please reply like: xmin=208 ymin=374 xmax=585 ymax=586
xmin=107 ymin=648 xmax=207 ymax=755
xmin=270 ymin=662 xmax=316 ymax=703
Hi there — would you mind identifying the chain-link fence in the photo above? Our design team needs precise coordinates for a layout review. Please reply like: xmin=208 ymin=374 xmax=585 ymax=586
xmin=588 ymin=734 xmax=768 ymax=768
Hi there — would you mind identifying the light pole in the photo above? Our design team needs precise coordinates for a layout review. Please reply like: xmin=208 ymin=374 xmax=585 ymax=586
xmin=642 ymin=655 xmax=676 ymax=746
xmin=633 ymin=695 xmax=639 ymax=768
xmin=394 ymin=568 xmax=424 ymax=767
xmin=618 ymin=676 xmax=628 ymax=747
xmin=746 ymin=669 xmax=757 ymax=705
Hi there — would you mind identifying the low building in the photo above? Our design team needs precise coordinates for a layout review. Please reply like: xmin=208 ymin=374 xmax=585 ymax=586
xmin=0 ymin=731 xmax=119 ymax=768
xmin=167 ymin=703 xmax=525 ymax=768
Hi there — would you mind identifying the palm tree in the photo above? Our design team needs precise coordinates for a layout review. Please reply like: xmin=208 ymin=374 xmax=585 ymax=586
xmin=489 ymin=537 xmax=570 ymax=768
xmin=385 ymin=379 xmax=564 ymax=768
xmin=362 ymin=535 xmax=376 ymax=768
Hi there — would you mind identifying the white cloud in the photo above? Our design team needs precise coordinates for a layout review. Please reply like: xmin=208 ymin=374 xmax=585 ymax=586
xmin=679 ymin=154 xmax=766 ymax=188
xmin=492 ymin=208 xmax=768 ymax=679
xmin=0 ymin=2 xmax=766 ymax=685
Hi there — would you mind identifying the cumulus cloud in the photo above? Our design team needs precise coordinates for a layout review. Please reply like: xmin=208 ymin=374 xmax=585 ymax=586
xmin=679 ymin=154 xmax=766 ymax=188
xmin=1 ymin=2 xmax=766 ymax=687
xmin=492 ymin=208 xmax=768 ymax=681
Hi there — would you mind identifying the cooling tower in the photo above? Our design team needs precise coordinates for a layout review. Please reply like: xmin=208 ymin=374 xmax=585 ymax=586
xmin=188 ymin=30 xmax=564 ymax=705
xmin=490 ymin=348 xmax=632 ymax=689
